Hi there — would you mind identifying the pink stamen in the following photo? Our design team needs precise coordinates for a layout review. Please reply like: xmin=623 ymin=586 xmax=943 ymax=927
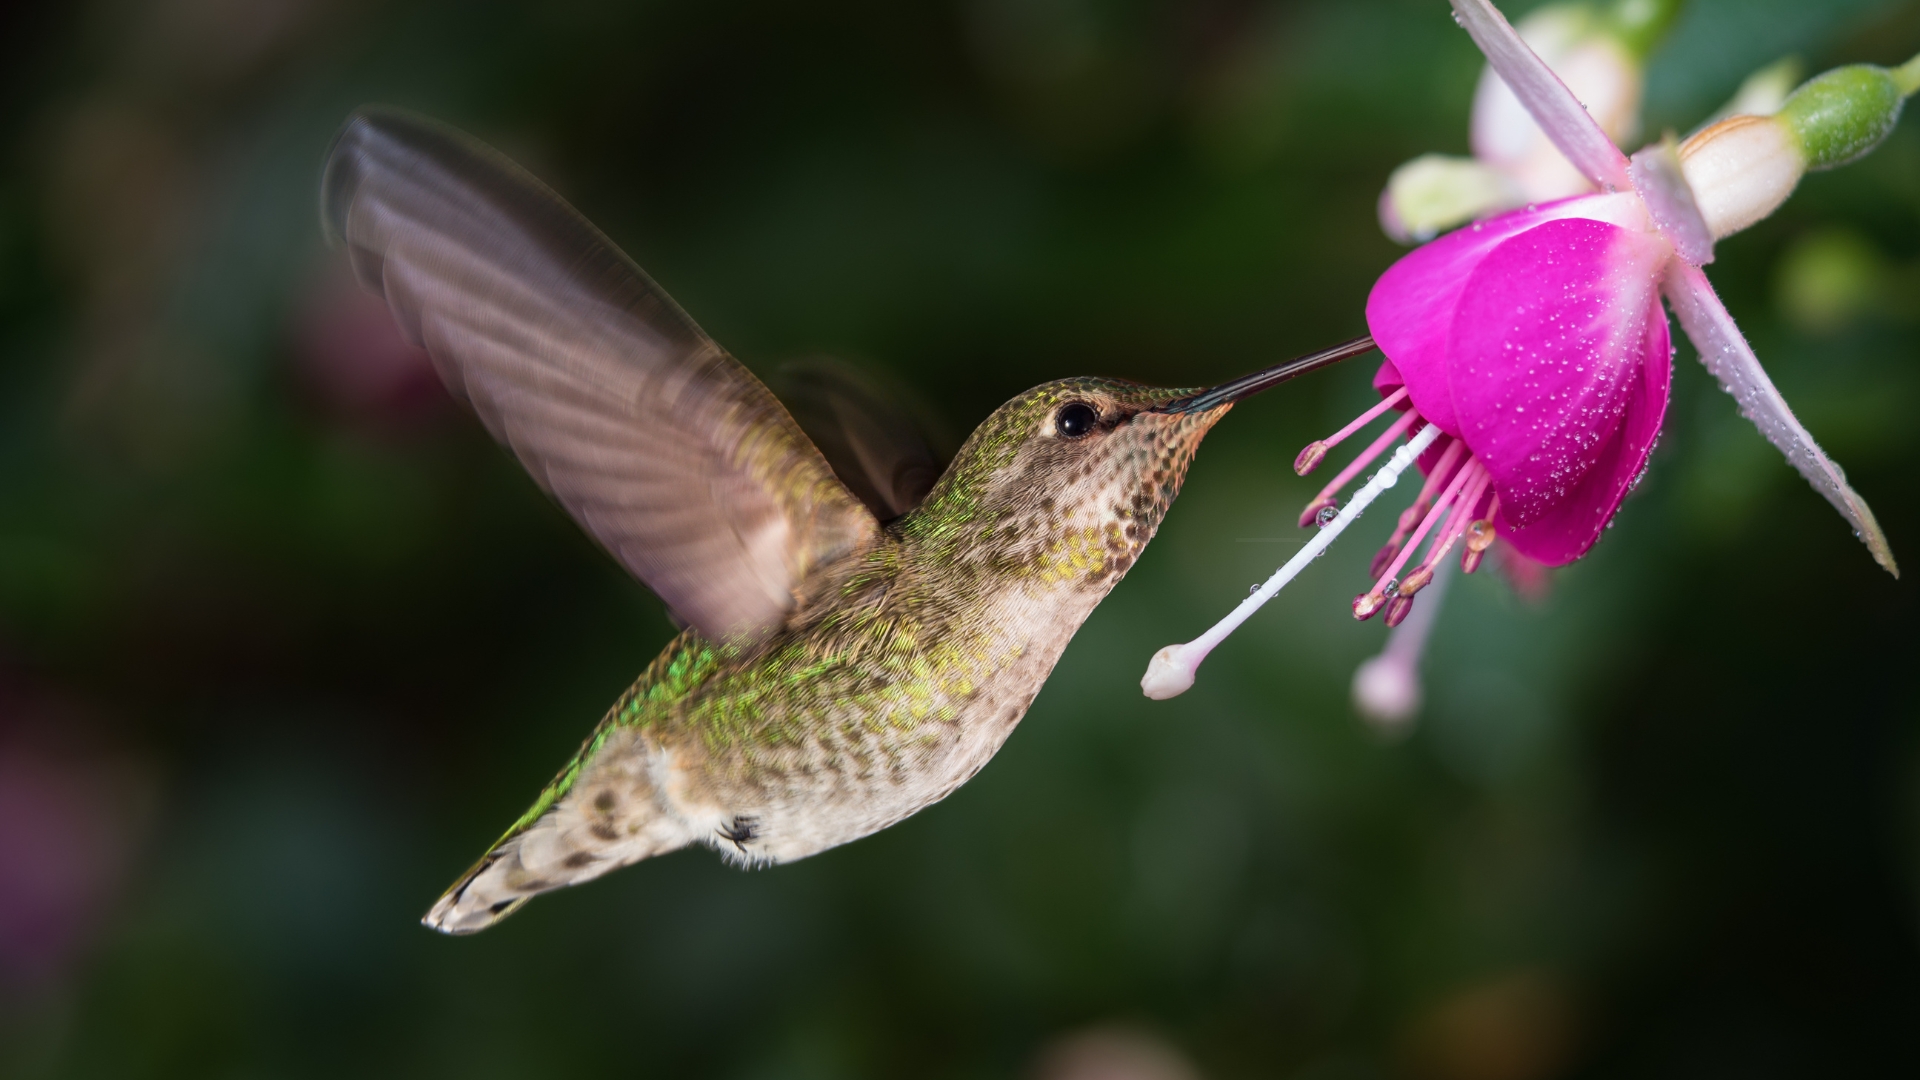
xmin=1413 ymin=466 xmax=1491 ymax=584
xmin=1411 ymin=438 xmax=1467 ymax=510
xmin=1314 ymin=387 xmax=1409 ymax=454
xmin=1371 ymin=438 xmax=1466 ymax=578
xmin=1382 ymin=593 xmax=1416 ymax=628
xmin=1355 ymin=460 xmax=1478 ymax=622
xmin=1395 ymin=470 xmax=1483 ymax=598
xmin=1372 ymin=457 xmax=1477 ymax=592
xmin=1461 ymin=493 xmax=1502 ymax=574
xmin=1299 ymin=409 xmax=1422 ymax=526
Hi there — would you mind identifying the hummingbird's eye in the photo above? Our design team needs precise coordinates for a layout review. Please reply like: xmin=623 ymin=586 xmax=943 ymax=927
xmin=1054 ymin=402 xmax=1099 ymax=439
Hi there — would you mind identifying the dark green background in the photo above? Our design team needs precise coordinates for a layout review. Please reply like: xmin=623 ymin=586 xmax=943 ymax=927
xmin=3 ymin=0 xmax=1917 ymax=1076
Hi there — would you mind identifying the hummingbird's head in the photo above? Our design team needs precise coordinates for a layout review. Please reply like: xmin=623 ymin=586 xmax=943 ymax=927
xmin=899 ymin=338 xmax=1376 ymax=594
xmin=901 ymin=377 xmax=1229 ymax=591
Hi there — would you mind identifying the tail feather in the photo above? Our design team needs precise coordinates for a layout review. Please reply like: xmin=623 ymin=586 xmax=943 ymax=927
xmin=423 ymin=732 xmax=690 ymax=934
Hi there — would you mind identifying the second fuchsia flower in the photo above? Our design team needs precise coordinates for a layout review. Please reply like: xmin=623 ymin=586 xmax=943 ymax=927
xmin=1144 ymin=0 xmax=1914 ymax=701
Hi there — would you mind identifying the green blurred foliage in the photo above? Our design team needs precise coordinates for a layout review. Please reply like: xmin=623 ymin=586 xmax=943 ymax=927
xmin=1 ymin=0 xmax=1917 ymax=1077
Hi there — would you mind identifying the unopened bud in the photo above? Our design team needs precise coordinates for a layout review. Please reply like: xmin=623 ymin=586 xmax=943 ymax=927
xmin=1294 ymin=441 xmax=1330 ymax=475
xmin=1781 ymin=63 xmax=1912 ymax=170
xmin=1683 ymin=56 xmax=1920 ymax=240
xmin=1382 ymin=594 xmax=1416 ymax=628
xmin=1680 ymin=114 xmax=1802 ymax=239
xmin=1352 ymin=590 xmax=1385 ymax=621
xmin=1398 ymin=565 xmax=1435 ymax=596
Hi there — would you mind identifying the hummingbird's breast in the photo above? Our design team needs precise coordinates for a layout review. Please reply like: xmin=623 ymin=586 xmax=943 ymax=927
xmin=570 ymin=394 xmax=1210 ymax=867
xmin=618 ymin=499 xmax=1151 ymax=865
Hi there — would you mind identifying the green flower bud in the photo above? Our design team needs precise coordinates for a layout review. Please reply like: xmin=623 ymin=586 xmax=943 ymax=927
xmin=1680 ymin=53 xmax=1919 ymax=239
xmin=1779 ymin=62 xmax=1910 ymax=171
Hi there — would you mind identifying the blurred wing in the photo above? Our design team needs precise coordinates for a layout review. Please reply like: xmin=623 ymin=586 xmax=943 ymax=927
xmin=322 ymin=107 xmax=879 ymax=641
xmin=773 ymin=359 xmax=948 ymax=520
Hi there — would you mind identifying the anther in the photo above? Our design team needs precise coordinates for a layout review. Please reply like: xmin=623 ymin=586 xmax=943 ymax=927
xmin=1414 ymin=464 xmax=1490 ymax=580
xmin=1398 ymin=565 xmax=1435 ymax=596
xmin=1368 ymin=542 xmax=1399 ymax=580
xmin=1300 ymin=410 xmax=1423 ymax=528
xmin=1352 ymin=590 xmax=1387 ymax=621
xmin=1308 ymin=386 xmax=1410 ymax=464
xmin=1382 ymin=594 xmax=1416 ymax=627
xmin=1294 ymin=441 xmax=1330 ymax=476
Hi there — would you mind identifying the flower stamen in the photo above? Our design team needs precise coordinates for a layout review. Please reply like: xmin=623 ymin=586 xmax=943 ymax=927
xmin=1294 ymin=386 xmax=1411 ymax=475
xmin=1355 ymin=457 xmax=1481 ymax=621
xmin=1370 ymin=437 xmax=1466 ymax=578
xmin=1397 ymin=466 xmax=1493 ymax=605
xmin=1460 ymin=496 xmax=1501 ymax=573
xmin=1297 ymin=408 xmax=1422 ymax=527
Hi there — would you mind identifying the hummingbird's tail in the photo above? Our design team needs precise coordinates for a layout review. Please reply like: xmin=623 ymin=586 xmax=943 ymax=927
xmin=422 ymin=728 xmax=692 ymax=934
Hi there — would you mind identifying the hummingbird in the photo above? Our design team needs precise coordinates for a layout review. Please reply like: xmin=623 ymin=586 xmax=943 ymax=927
xmin=322 ymin=108 xmax=1372 ymax=934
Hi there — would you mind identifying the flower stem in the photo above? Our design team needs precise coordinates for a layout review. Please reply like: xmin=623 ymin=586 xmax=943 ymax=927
xmin=1896 ymin=53 xmax=1920 ymax=97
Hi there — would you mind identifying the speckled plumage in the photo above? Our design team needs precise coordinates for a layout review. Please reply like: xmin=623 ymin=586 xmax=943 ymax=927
xmin=318 ymin=106 xmax=1255 ymax=935
xmin=427 ymin=380 xmax=1228 ymax=932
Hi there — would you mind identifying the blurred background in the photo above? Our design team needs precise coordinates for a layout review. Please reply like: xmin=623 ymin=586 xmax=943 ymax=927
xmin=2 ymin=0 xmax=1918 ymax=1076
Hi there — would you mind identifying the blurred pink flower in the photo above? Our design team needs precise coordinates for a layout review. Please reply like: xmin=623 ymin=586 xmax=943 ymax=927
xmin=293 ymin=258 xmax=443 ymax=428
xmin=0 ymin=706 xmax=153 ymax=989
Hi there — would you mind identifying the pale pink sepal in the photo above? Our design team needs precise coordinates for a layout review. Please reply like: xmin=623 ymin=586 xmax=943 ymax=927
xmin=1665 ymin=263 xmax=1899 ymax=576
xmin=1629 ymin=141 xmax=1714 ymax=266
xmin=1448 ymin=0 xmax=1633 ymax=193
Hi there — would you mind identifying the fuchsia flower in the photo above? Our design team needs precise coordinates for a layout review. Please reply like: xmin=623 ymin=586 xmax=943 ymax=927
xmin=1144 ymin=0 xmax=1913 ymax=701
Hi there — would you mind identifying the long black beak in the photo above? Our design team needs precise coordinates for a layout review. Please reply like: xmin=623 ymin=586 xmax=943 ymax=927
xmin=1153 ymin=335 xmax=1376 ymax=414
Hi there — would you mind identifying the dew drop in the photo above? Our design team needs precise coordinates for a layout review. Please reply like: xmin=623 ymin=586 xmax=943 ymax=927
xmin=1315 ymin=505 xmax=1339 ymax=528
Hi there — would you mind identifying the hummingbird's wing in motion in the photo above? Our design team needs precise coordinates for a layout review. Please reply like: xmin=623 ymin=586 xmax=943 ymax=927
xmin=322 ymin=108 xmax=879 ymax=642
xmin=772 ymin=359 xmax=950 ymax=520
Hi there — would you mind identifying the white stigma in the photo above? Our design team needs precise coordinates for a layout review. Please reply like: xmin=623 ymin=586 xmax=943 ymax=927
xmin=1141 ymin=423 xmax=1444 ymax=700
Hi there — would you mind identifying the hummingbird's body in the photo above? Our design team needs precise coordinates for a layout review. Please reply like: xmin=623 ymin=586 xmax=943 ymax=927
xmin=432 ymin=378 xmax=1217 ymax=930
xmin=322 ymin=108 xmax=1362 ymax=933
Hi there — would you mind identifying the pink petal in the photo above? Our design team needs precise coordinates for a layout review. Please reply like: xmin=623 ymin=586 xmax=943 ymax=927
xmin=1367 ymin=193 xmax=1647 ymax=437
xmin=1664 ymin=263 xmax=1899 ymax=576
xmin=1446 ymin=217 xmax=1673 ymax=565
xmin=1629 ymin=141 xmax=1714 ymax=267
xmin=1448 ymin=0 xmax=1634 ymax=193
